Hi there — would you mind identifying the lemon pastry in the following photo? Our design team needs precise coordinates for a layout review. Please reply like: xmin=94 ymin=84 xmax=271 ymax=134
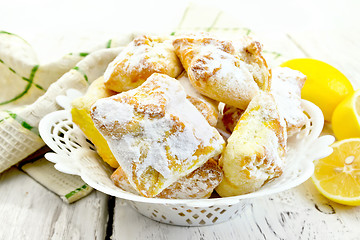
xmin=216 ymin=91 xmax=287 ymax=197
xmin=271 ymin=67 xmax=307 ymax=136
xmin=221 ymin=104 xmax=244 ymax=133
xmin=221 ymin=67 xmax=307 ymax=135
xmin=173 ymin=33 xmax=270 ymax=109
xmin=232 ymin=36 xmax=270 ymax=91
xmin=104 ymin=35 xmax=183 ymax=92
xmin=177 ymin=72 xmax=219 ymax=127
xmin=91 ymin=73 xmax=225 ymax=198
xmin=111 ymin=158 xmax=223 ymax=199
xmin=71 ymin=76 xmax=119 ymax=168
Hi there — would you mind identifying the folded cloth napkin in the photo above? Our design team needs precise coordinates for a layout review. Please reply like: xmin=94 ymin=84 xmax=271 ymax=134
xmin=0 ymin=31 xmax=136 ymax=201
xmin=0 ymin=32 xmax=136 ymax=173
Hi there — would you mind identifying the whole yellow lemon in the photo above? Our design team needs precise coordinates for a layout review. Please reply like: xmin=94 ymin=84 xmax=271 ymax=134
xmin=332 ymin=90 xmax=360 ymax=140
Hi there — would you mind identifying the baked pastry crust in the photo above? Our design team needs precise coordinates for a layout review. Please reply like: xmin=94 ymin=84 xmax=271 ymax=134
xmin=216 ymin=91 xmax=287 ymax=197
xmin=72 ymin=76 xmax=116 ymax=111
xmin=111 ymin=158 xmax=223 ymax=199
xmin=221 ymin=104 xmax=244 ymax=133
xmin=104 ymin=35 xmax=183 ymax=92
xmin=271 ymin=67 xmax=307 ymax=136
xmin=71 ymin=76 xmax=119 ymax=168
xmin=91 ymin=73 xmax=225 ymax=197
xmin=233 ymin=36 xmax=271 ymax=91
xmin=221 ymin=67 xmax=307 ymax=136
xmin=177 ymin=72 xmax=219 ymax=127
xmin=173 ymin=33 xmax=270 ymax=109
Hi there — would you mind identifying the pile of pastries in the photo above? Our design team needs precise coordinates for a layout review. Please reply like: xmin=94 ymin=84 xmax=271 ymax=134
xmin=71 ymin=33 xmax=307 ymax=199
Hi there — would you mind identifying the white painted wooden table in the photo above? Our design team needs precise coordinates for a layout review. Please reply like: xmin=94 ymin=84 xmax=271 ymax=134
xmin=1 ymin=1 xmax=360 ymax=239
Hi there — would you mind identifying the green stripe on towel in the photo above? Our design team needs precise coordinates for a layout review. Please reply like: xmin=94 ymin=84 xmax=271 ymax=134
xmin=0 ymin=59 xmax=44 ymax=91
xmin=0 ymin=30 xmax=16 ymax=35
xmin=106 ymin=39 xmax=112 ymax=48
xmin=79 ymin=52 xmax=89 ymax=57
xmin=73 ymin=66 xmax=89 ymax=83
xmin=65 ymin=184 xmax=90 ymax=199
xmin=3 ymin=110 xmax=40 ymax=136
xmin=0 ymin=65 xmax=40 ymax=105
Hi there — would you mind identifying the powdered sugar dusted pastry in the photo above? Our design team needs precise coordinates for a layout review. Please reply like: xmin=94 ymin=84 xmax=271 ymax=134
xmin=91 ymin=73 xmax=225 ymax=198
xmin=177 ymin=72 xmax=219 ymax=126
xmin=72 ymin=76 xmax=116 ymax=112
xmin=111 ymin=158 xmax=223 ymax=199
xmin=173 ymin=33 xmax=270 ymax=109
xmin=221 ymin=67 xmax=307 ymax=135
xmin=104 ymin=35 xmax=183 ymax=92
xmin=233 ymin=36 xmax=270 ymax=91
xmin=216 ymin=92 xmax=287 ymax=197
xmin=71 ymin=77 xmax=118 ymax=168
xmin=221 ymin=104 xmax=244 ymax=133
xmin=110 ymin=166 xmax=138 ymax=195
xmin=271 ymin=67 xmax=307 ymax=136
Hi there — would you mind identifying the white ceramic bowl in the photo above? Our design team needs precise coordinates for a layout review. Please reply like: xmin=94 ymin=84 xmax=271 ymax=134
xmin=39 ymin=89 xmax=334 ymax=226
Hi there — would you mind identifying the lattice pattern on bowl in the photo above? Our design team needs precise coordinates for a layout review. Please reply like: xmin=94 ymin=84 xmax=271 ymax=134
xmin=127 ymin=200 xmax=248 ymax=226
xmin=39 ymin=89 xmax=335 ymax=226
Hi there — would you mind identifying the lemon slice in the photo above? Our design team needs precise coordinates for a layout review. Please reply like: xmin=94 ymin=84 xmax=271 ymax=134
xmin=311 ymin=138 xmax=360 ymax=206
xmin=281 ymin=58 xmax=354 ymax=122
xmin=332 ymin=89 xmax=360 ymax=140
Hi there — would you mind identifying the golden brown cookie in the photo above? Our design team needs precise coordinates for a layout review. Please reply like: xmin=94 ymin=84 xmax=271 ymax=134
xmin=221 ymin=67 xmax=307 ymax=136
xmin=104 ymin=35 xmax=183 ymax=92
xmin=221 ymin=104 xmax=244 ymax=133
xmin=111 ymin=158 xmax=223 ymax=199
xmin=177 ymin=72 xmax=219 ymax=127
xmin=271 ymin=67 xmax=307 ymax=136
xmin=173 ymin=33 xmax=270 ymax=109
xmin=91 ymin=73 xmax=225 ymax=198
xmin=71 ymin=77 xmax=119 ymax=168
xmin=216 ymin=91 xmax=287 ymax=197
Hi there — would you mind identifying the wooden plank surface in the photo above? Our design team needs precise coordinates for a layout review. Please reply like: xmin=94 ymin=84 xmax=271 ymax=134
xmin=112 ymin=181 xmax=359 ymax=240
xmin=0 ymin=168 xmax=109 ymax=240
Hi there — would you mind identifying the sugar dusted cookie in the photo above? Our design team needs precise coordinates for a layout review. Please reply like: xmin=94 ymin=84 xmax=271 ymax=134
xmin=216 ymin=92 xmax=287 ymax=197
xmin=233 ymin=35 xmax=270 ymax=91
xmin=91 ymin=73 xmax=225 ymax=198
xmin=71 ymin=77 xmax=118 ymax=168
xmin=271 ymin=67 xmax=307 ymax=136
xmin=221 ymin=67 xmax=307 ymax=136
xmin=111 ymin=158 xmax=223 ymax=199
xmin=173 ymin=33 xmax=270 ymax=109
xmin=177 ymin=72 xmax=219 ymax=127
xmin=104 ymin=35 xmax=183 ymax=92
xmin=221 ymin=104 xmax=244 ymax=133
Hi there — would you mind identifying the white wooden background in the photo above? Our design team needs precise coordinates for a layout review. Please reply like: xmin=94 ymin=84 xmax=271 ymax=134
xmin=1 ymin=0 xmax=360 ymax=239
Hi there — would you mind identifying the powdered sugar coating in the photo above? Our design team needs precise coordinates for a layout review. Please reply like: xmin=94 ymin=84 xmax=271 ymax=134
xmin=173 ymin=33 xmax=270 ymax=109
xmin=221 ymin=104 xmax=245 ymax=132
xmin=232 ymin=35 xmax=270 ymax=91
xmin=111 ymin=158 xmax=223 ymax=199
xmin=91 ymin=73 xmax=225 ymax=197
xmin=271 ymin=67 xmax=307 ymax=136
xmin=104 ymin=35 xmax=183 ymax=92
xmin=216 ymin=91 xmax=287 ymax=197
xmin=220 ymin=67 xmax=307 ymax=135
xmin=189 ymin=47 xmax=258 ymax=105
xmin=177 ymin=72 xmax=219 ymax=126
